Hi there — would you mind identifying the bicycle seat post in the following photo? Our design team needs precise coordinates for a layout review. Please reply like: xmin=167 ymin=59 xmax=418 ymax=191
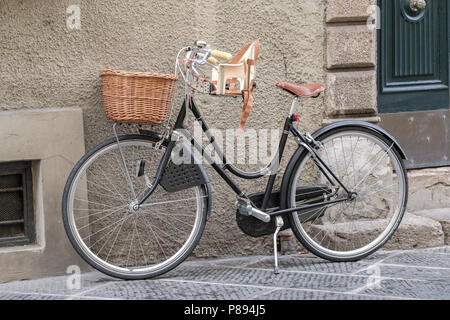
xmin=289 ymin=97 xmax=302 ymax=116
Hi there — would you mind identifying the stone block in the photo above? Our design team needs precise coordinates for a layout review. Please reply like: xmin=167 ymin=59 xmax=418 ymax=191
xmin=325 ymin=71 xmax=378 ymax=116
xmin=327 ymin=25 xmax=376 ymax=69
xmin=309 ymin=213 xmax=444 ymax=251
xmin=326 ymin=0 xmax=377 ymax=23
xmin=407 ymin=168 xmax=450 ymax=211
xmin=385 ymin=213 xmax=445 ymax=250
xmin=413 ymin=208 xmax=450 ymax=245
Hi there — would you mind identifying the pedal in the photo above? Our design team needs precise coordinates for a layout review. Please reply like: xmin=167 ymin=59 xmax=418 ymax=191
xmin=235 ymin=198 xmax=271 ymax=223
xmin=236 ymin=197 xmax=252 ymax=216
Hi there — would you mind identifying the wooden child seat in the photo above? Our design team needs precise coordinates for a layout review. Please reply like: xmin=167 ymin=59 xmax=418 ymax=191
xmin=211 ymin=40 xmax=260 ymax=96
xmin=210 ymin=40 xmax=260 ymax=130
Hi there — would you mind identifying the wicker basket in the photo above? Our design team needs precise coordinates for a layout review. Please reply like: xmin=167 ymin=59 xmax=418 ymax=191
xmin=99 ymin=70 xmax=178 ymax=125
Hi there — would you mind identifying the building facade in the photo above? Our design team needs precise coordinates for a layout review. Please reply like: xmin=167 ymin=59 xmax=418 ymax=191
xmin=0 ymin=0 xmax=448 ymax=282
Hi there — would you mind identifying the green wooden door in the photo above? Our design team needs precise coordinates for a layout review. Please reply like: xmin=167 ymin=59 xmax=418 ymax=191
xmin=378 ymin=0 xmax=449 ymax=113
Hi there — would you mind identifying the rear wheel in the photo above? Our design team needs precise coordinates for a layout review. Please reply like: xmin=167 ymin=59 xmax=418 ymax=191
xmin=287 ymin=127 xmax=408 ymax=261
xmin=62 ymin=134 xmax=209 ymax=279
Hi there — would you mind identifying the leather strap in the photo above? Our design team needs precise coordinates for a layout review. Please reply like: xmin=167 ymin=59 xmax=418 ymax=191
xmin=235 ymin=41 xmax=259 ymax=130
xmin=239 ymin=82 xmax=256 ymax=130
xmin=229 ymin=77 xmax=238 ymax=92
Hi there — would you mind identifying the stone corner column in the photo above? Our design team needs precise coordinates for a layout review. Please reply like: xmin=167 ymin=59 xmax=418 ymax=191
xmin=324 ymin=0 xmax=379 ymax=125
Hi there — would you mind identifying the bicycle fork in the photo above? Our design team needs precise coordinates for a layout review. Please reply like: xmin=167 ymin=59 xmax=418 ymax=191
xmin=112 ymin=123 xmax=176 ymax=209
xmin=113 ymin=123 xmax=137 ymax=202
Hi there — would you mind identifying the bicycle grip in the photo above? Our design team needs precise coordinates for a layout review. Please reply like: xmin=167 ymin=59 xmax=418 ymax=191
xmin=211 ymin=50 xmax=233 ymax=61
xmin=207 ymin=57 xmax=218 ymax=65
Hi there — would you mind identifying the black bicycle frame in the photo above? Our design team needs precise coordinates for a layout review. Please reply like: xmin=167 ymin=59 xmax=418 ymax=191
xmin=137 ymin=99 xmax=353 ymax=216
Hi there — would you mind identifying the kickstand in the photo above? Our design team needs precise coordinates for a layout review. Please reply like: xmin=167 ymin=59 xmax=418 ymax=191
xmin=273 ymin=216 xmax=284 ymax=275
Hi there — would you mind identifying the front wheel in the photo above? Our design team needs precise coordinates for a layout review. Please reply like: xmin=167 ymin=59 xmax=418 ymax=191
xmin=287 ymin=127 xmax=408 ymax=262
xmin=62 ymin=134 xmax=209 ymax=280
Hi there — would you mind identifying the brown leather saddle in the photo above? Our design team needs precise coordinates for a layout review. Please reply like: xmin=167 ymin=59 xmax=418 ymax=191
xmin=276 ymin=82 xmax=326 ymax=98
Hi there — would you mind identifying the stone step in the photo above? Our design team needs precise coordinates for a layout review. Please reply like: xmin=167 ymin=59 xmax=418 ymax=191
xmin=407 ymin=168 xmax=450 ymax=211
xmin=385 ymin=213 xmax=445 ymax=250
xmin=307 ymin=213 xmax=445 ymax=251
xmin=411 ymin=208 xmax=450 ymax=245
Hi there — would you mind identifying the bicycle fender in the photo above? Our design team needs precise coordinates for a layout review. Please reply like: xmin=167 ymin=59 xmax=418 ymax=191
xmin=312 ymin=121 xmax=407 ymax=160
xmin=279 ymin=121 xmax=407 ymax=210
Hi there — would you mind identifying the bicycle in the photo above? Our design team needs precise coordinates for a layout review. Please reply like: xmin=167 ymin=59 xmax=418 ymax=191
xmin=62 ymin=41 xmax=408 ymax=280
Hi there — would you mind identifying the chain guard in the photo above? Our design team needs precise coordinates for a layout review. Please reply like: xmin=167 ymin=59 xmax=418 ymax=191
xmin=236 ymin=185 xmax=332 ymax=238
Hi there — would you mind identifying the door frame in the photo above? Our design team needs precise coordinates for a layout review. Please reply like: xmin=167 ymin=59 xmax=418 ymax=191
xmin=378 ymin=0 xmax=450 ymax=169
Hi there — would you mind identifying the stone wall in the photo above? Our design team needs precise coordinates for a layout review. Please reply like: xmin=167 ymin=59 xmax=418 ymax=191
xmin=0 ymin=0 xmax=326 ymax=260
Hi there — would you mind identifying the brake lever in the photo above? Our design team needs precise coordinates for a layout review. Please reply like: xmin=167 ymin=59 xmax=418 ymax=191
xmin=191 ymin=65 xmax=201 ymax=77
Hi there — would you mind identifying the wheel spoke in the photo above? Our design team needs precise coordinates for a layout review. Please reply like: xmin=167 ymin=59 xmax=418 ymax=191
xmin=140 ymin=195 xmax=207 ymax=208
xmin=352 ymin=143 xmax=394 ymax=191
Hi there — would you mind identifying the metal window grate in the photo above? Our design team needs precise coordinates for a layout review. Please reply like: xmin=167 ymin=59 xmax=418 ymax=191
xmin=0 ymin=161 xmax=35 ymax=247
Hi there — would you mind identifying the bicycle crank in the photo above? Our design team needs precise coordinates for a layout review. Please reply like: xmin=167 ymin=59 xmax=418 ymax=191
xmin=235 ymin=197 xmax=271 ymax=223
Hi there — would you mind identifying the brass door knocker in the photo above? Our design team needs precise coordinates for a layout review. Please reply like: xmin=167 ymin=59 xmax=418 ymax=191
xmin=410 ymin=0 xmax=427 ymax=12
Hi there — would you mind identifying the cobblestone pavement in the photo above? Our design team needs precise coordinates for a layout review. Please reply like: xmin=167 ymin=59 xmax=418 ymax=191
xmin=0 ymin=246 xmax=449 ymax=300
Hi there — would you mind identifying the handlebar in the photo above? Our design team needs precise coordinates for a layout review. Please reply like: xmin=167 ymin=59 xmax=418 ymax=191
xmin=186 ymin=41 xmax=233 ymax=65
xmin=207 ymin=57 xmax=218 ymax=65
xmin=211 ymin=50 xmax=233 ymax=61
xmin=177 ymin=41 xmax=234 ymax=80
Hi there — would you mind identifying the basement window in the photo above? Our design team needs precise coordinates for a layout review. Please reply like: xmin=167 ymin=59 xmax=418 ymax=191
xmin=0 ymin=161 xmax=35 ymax=247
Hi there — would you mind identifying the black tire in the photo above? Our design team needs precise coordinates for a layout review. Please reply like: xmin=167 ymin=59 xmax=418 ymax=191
xmin=62 ymin=134 xmax=209 ymax=280
xmin=286 ymin=127 xmax=408 ymax=262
